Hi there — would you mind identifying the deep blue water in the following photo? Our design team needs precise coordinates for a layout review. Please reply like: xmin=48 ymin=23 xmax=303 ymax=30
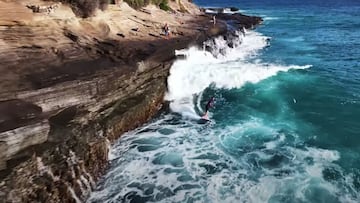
xmin=89 ymin=1 xmax=360 ymax=202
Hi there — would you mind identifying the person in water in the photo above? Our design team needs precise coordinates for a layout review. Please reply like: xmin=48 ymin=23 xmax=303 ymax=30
xmin=202 ymin=96 xmax=215 ymax=119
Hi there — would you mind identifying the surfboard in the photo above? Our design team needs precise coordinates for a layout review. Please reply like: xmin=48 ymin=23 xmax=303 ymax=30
xmin=198 ymin=118 xmax=210 ymax=124
xmin=198 ymin=115 xmax=210 ymax=124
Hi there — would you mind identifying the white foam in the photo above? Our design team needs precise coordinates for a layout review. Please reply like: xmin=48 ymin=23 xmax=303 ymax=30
xmin=246 ymin=176 xmax=277 ymax=202
xmin=263 ymin=16 xmax=280 ymax=21
xmin=265 ymin=133 xmax=286 ymax=149
xmin=223 ymin=8 xmax=237 ymax=14
xmin=292 ymin=147 xmax=340 ymax=162
xmin=204 ymin=9 xmax=216 ymax=14
xmin=88 ymin=113 xmax=360 ymax=203
xmin=166 ymin=31 xmax=311 ymax=117
xmin=204 ymin=8 xmax=244 ymax=15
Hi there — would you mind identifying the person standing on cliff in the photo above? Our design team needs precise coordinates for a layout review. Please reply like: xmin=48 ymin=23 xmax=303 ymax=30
xmin=163 ymin=23 xmax=170 ymax=38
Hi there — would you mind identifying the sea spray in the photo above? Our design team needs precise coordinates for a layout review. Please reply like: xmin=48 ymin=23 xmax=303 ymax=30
xmin=166 ymin=30 xmax=310 ymax=118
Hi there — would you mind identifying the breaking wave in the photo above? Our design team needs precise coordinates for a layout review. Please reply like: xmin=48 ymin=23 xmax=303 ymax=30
xmin=165 ymin=30 xmax=310 ymax=119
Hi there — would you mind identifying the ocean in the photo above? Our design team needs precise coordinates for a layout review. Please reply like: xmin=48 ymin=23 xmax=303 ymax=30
xmin=88 ymin=0 xmax=360 ymax=202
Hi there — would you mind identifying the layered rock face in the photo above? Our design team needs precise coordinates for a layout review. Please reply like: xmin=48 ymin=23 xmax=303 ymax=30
xmin=0 ymin=1 xmax=262 ymax=202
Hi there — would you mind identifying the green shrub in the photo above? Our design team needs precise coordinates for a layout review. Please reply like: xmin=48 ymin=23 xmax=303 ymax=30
xmin=124 ymin=0 xmax=169 ymax=10
xmin=153 ymin=0 xmax=168 ymax=6
xmin=123 ymin=0 xmax=146 ymax=9
xmin=57 ymin=0 xmax=110 ymax=17
xmin=154 ymin=0 xmax=170 ymax=11
xmin=151 ymin=0 xmax=161 ymax=5
xmin=159 ymin=2 xmax=170 ymax=11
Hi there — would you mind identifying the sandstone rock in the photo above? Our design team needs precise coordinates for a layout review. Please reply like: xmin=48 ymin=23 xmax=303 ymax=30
xmin=0 ymin=120 xmax=50 ymax=171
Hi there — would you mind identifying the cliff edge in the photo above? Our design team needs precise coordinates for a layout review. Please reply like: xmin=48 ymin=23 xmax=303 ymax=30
xmin=0 ymin=0 xmax=262 ymax=202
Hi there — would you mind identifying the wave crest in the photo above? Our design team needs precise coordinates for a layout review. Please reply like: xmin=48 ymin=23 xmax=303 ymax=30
xmin=165 ymin=30 xmax=311 ymax=117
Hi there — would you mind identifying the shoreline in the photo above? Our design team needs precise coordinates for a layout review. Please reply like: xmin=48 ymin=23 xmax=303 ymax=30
xmin=0 ymin=0 xmax=262 ymax=202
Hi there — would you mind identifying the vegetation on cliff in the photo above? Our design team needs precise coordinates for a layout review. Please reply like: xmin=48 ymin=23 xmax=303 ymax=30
xmin=54 ymin=0 xmax=109 ymax=17
xmin=55 ymin=0 xmax=172 ymax=17
xmin=124 ymin=0 xmax=170 ymax=10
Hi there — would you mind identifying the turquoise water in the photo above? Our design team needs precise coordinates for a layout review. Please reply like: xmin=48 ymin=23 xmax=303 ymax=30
xmin=89 ymin=1 xmax=360 ymax=202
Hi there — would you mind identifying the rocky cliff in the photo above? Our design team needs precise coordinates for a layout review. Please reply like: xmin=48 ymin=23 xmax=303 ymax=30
xmin=0 ymin=0 xmax=262 ymax=202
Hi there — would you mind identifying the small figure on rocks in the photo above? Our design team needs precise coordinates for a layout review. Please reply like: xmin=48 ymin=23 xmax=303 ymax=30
xmin=163 ymin=23 xmax=170 ymax=38
xmin=213 ymin=15 xmax=216 ymax=25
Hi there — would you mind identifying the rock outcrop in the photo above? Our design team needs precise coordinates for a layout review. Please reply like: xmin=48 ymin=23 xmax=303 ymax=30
xmin=0 ymin=0 xmax=262 ymax=202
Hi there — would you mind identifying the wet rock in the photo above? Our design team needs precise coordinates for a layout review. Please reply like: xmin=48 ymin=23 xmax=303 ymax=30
xmin=215 ymin=12 xmax=263 ymax=29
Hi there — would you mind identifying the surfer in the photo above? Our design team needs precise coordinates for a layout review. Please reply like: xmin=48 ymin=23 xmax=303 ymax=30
xmin=202 ymin=96 xmax=215 ymax=119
